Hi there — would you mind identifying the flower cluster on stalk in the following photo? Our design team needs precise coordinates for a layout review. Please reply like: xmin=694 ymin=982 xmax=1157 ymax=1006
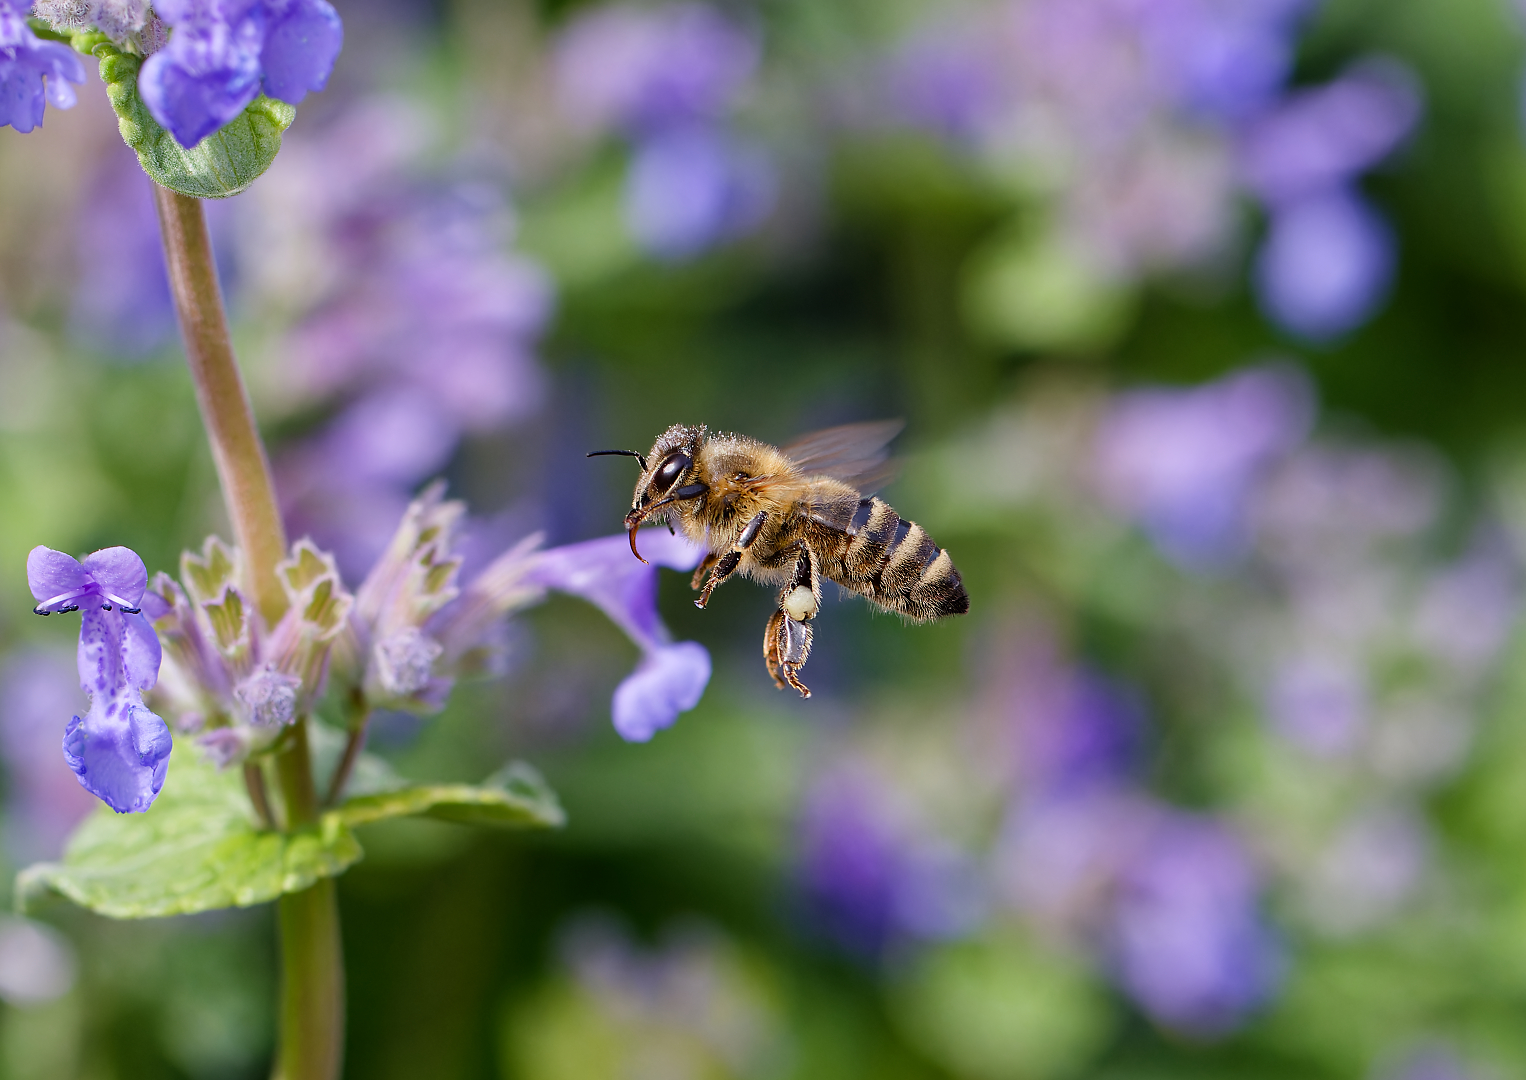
xmin=20 ymin=0 xmax=342 ymax=149
xmin=25 ymin=483 xmax=712 ymax=814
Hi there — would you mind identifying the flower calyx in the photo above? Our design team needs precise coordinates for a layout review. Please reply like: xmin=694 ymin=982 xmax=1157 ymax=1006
xmin=145 ymin=534 xmax=351 ymax=769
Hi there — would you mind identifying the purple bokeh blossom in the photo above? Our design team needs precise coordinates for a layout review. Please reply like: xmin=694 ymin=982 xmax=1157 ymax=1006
xmin=139 ymin=0 xmax=343 ymax=148
xmin=1239 ymin=59 xmax=1421 ymax=205
xmin=797 ymin=762 xmax=984 ymax=955
xmin=552 ymin=1 xmax=757 ymax=136
xmin=1255 ymin=187 xmax=1396 ymax=341
xmin=0 ymin=0 xmax=85 ymax=133
xmin=552 ymin=2 xmax=774 ymax=261
xmin=1110 ymin=814 xmax=1282 ymax=1034
xmin=1093 ymin=363 xmax=1313 ymax=566
xmin=877 ymin=3 xmax=1414 ymax=341
xmin=625 ymin=126 xmax=774 ymax=261
xmin=26 ymin=546 xmax=171 ymax=814
xmin=1240 ymin=60 xmax=1419 ymax=340
xmin=267 ymin=150 xmax=553 ymax=576
xmin=1137 ymin=0 xmax=1312 ymax=121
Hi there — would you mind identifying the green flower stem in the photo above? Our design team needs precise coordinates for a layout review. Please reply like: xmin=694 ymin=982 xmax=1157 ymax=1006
xmin=244 ymin=762 xmax=275 ymax=830
xmin=151 ymin=185 xmax=288 ymax=627
xmin=273 ymin=720 xmax=342 ymax=1080
xmin=153 ymin=185 xmax=344 ymax=1080
xmin=324 ymin=688 xmax=371 ymax=806
xmin=276 ymin=879 xmax=344 ymax=1080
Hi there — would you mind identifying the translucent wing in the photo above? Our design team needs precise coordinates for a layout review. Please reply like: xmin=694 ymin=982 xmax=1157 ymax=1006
xmin=782 ymin=419 xmax=904 ymax=492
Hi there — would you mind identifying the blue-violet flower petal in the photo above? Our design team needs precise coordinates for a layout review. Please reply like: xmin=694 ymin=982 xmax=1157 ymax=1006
xmin=0 ymin=2 xmax=85 ymax=134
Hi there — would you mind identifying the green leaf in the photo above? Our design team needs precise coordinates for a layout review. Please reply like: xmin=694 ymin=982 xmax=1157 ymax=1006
xmin=95 ymin=43 xmax=294 ymax=199
xmin=336 ymin=761 xmax=567 ymax=831
xmin=16 ymin=750 xmax=360 ymax=920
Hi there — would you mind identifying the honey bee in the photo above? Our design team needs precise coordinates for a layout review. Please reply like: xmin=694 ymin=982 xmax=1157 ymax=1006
xmin=590 ymin=421 xmax=969 ymax=698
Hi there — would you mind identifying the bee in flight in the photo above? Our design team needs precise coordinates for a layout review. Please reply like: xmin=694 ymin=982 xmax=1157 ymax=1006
xmin=590 ymin=421 xmax=969 ymax=699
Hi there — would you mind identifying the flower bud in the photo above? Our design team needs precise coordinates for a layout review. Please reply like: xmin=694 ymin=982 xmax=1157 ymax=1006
xmin=373 ymin=628 xmax=443 ymax=699
xmin=234 ymin=667 xmax=300 ymax=729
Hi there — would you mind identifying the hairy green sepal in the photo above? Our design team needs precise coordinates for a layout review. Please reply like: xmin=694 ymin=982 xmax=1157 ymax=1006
xmin=16 ymin=749 xmax=563 ymax=919
xmin=88 ymin=38 xmax=293 ymax=199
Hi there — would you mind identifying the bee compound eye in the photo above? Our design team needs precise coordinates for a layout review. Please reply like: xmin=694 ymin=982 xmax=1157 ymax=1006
xmin=654 ymin=452 xmax=691 ymax=493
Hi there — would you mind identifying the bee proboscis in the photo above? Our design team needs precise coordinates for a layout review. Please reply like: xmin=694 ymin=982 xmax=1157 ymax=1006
xmin=590 ymin=421 xmax=970 ymax=699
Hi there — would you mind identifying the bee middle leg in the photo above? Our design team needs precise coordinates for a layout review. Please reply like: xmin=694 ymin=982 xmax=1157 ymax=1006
xmin=694 ymin=510 xmax=767 ymax=610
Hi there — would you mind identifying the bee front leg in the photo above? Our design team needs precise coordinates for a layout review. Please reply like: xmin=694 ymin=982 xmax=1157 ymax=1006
xmin=694 ymin=510 xmax=767 ymax=610
xmin=690 ymin=552 xmax=719 ymax=591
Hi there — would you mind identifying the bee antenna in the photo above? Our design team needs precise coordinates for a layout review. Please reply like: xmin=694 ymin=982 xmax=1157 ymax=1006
xmin=588 ymin=449 xmax=648 ymax=470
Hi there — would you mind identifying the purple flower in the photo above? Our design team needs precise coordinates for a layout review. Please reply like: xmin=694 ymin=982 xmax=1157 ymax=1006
xmin=1240 ymin=59 xmax=1421 ymax=205
xmin=139 ymin=0 xmax=342 ymax=148
xmin=1265 ymin=655 xmax=1367 ymax=757
xmin=1110 ymin=815 xmax=1281 ymax=1034
xmin=624 ymin=126 xmax=775 ymax=261
xmin=26 ymin=546 xmax=171 ymax=814
xmin=1014 ymin=668 xmax=1145 ymax=796
xmin=611 ymin=642 xmax=710 ymax=742
xmin=1138 ymin=0 xmax=1312 ymax=121
xmin=796 ymin=759 xmax=986 ymax=954
xmin=530 ymin=528 xmax=711 ymax=741
xmin=796 ymin=769 xmax=908 ymax=954
xmin=1093 ymin=364 xmax=1313 ymax=566
xmin=331 ymin=485 xmax=710 ymax=741
xmin=1255 ymin=187 xmax=1396 ymax=340
xmin=881 ymin=28 xmax=1003 ymax=141
xmin=552 ymin=2 xmax=758 ymax=136
xmin=996 ymin=785 xmax=1150 ymax=928
xmin=0 ymin=0 xmax=86 ymax=133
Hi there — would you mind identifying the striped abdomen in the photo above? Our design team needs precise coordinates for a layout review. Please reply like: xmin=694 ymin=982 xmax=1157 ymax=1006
xmin=814 ymin=496 xmax=968 ymax=620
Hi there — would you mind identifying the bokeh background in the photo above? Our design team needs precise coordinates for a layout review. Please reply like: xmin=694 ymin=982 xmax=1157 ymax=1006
xmin=3 ymin=0 xmax=1526 ymax=1076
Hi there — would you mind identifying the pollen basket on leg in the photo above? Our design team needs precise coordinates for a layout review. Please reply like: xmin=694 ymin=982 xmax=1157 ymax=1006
xmin=784 ymin=585 xmax=817 ymax=621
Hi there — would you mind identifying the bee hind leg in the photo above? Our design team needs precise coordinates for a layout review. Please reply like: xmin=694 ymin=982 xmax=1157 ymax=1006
xmin=763 ymin=604 xmax=814 ymax=699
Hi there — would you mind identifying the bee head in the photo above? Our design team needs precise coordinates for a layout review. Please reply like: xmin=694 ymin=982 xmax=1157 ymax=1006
xmin=589 ymin=424 xmax=710 ymax=563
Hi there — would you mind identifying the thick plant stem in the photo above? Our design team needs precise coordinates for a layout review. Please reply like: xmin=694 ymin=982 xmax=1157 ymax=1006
xmin=152 ymin=184 xmax=289 ymax=627
xmin=276 ymin=879 xmax=344 ymax=1080
xmin=273 ymin=722 xmax=342 ymax=1080
xmin=153 ymin=184 xmax=343 ymax=1080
